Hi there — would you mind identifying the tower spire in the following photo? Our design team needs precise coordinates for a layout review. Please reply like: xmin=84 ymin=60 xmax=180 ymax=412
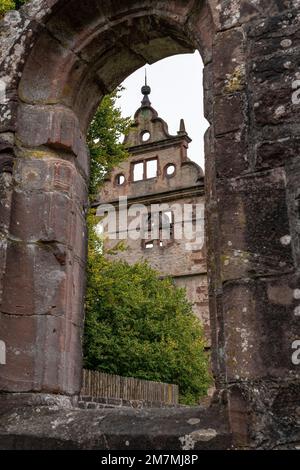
xmin=178 ymin=118 xmax=186 ymax=134
xmin=141 ymin=68 xmax=151 ymax=107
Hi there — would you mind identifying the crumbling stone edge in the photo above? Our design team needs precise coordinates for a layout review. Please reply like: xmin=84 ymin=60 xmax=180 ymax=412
xmin=0 ymin=392 xmax=232 ymax=450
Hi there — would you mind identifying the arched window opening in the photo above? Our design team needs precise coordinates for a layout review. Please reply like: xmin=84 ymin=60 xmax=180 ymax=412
xmin=87 ymin=52 xmax=212 ymax=406
xmin=141 ymin=130 xmax=151 ymax=142
xmin=115 ymin=174 xmax=125 ymax=186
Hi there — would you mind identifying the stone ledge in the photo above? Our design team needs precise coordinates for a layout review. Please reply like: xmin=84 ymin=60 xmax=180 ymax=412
xmin=0 ymin=392 xmax=77 ymax=412
xmin=0 ymin=397 xmax=232 ymax=450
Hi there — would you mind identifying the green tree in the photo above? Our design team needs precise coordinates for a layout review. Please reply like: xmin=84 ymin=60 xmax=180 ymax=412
xmin=0 ymin=0 xmax=15 ymax=16
xmin=84 ymin=89 xmax=211 ymax=404
xmin=84 ymin=254 xmax=211 ymax=404
xmin=0 ymin=0 xmax=26 ymax=16
xmin=87 ymin=88 xmax=131 ymax=201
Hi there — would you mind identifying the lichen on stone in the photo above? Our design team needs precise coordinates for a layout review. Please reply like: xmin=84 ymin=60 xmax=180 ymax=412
xmin=224 ymin=65 xmax=245 ymax=93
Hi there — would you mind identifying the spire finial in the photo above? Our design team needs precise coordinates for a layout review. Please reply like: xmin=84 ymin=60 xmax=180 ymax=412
xmin=178 ymin=118 xmax=186 ymax=134
xmin=141 ymin=68 xmax=151 ymax=107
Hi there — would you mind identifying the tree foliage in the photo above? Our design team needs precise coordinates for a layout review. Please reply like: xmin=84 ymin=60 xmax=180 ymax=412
xmin=87 ymin=88 xmax=131 ymax=200
xmin=84 ymin=90 xmax=211 ymax=404
xmin=0 ymin=0 xmax=15 ymax=16
xmin=84 ymin=250 xmax=211 ymax=404
xmin=0 ymin=0 xmax=26 ymax=16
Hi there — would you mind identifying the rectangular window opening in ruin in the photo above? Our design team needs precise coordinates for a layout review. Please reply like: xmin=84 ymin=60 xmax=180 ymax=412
xmin=160 ymin=210 xmax=174 ymax=242
xmin=133 ymin=161 xmax=144 ymax=181
xmin=141 ymin=210 xmax=175 ymax=251
xmin=146 ymin=158 xmax=158 ymax=179
xmin=132 ymin=158 xmax=158 ymax=182
xmin=145 ymin=241 xmax=154 ymax=249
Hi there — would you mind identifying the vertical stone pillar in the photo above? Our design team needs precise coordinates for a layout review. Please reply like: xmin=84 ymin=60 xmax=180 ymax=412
xmin=206 ymin=6 xmax=300 ymax=448
xmin=0 ymin=133 xmax=14 ymax=381
xmin=0 ymin=104 xmax=88 ymax=396
xmin=0 ymin=133 xmax=14 ymax=309
xmin=203 ymin=60 xmax=227 ymax=391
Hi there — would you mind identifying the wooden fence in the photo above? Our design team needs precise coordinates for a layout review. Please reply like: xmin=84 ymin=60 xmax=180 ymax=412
xmin=81 ymin=369 xmax=179 ymax=405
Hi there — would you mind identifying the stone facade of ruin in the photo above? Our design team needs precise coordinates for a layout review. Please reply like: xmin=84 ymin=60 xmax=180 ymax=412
xmin=97 ymin=85 xmax=210 ymax=344
xmin=0 ymin=0 xmax=300 ymax=450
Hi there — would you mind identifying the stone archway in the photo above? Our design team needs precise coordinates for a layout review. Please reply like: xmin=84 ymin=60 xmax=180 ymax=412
xmin=0 ymin=0 xmax=300 ymax=449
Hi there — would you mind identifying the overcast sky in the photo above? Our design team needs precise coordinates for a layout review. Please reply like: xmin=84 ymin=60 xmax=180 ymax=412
xmin=116 ymin=51 xmax=207 ymax=170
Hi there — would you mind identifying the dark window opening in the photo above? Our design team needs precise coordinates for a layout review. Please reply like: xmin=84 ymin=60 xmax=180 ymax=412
xmin=145 ymin=241 xmax=154 ymax=249
xmin=142 ymin=210 xmax=174 ymax=250
xmin=115 ymin=174 xmax=125 ymax=185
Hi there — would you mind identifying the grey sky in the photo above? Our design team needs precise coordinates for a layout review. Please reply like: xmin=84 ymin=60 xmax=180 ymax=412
xmin=116 ymin=51 xmax=207 ymax=171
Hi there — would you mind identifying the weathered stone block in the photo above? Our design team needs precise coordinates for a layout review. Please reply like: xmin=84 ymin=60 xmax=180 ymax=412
xmin=66 ymin=258 xmax=86 ymax=326
xmin=217 ymin=0 xmax=289 ymax=31
xmin=155 ymin=0 xmax=196 ymax=21
xmin=248 ymin=8 xmax=300 ymax=46
xmin=95 ymin=47 xmax=145 ymax=95
xmin=0 ymin=101 xmax=18 ymax=133
xmin=87 ymin=402 xmax=97 ymax=409
xmin=285 ymin=159 xmax=300 ymax=269
xmin=223 ymin=275 xmax=300 ymax=381
xmin=218 ymin=168 xmax=294 ymax=281
xmin=9 ymin=189 xmax=70 ymax=240
xmin=0 ymin=133 xmax=14 ymax=153
xmin=16 ymin=104 xmax=89 ymax=178
xmin=0 ymin=312 xmax=82 ymax=394
xmin=0 ymin=237 xmax=7 ymax=306
xmin=248 ymin=12 xmax=300 ymax=134
xmin=18 ymin=30 xmax=78 ymax=105
xmin=0 ymin=153 xmax=13 ymax=175
xmin=0 ymin=172 xmax=12 ymax=234
xmin=213 ymin=28 xmax=245 ymax=95
xmin=214 ymin=93 xmax=247 ymax=136
xmin=9 ymin=189 xmax=86 ymax=263
xmin=203 ymin=63 xmax=213 ymax=123
xmin=45 ymin=0 xmax=110 ymax=51
xmin=252 ymin=82 xmax=298 ymax=127
xmin=1 ymin=241 xmax=68 ymax=317
xmin=255 ymin=137 xmax=300 ymax=170
xmin=1 ymin=239 xmax=85 ymax=327
xmin=215 ymin=130 xmax=249 ymax=178
xmin=180 ymin=0 xmax=214 ymax=64
xmin=13 ymin=157 xmax=88 ymax=207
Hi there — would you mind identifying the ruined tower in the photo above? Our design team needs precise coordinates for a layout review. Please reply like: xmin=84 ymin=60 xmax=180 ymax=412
xmin=97 ymin=81 xmax=210 ymax=344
